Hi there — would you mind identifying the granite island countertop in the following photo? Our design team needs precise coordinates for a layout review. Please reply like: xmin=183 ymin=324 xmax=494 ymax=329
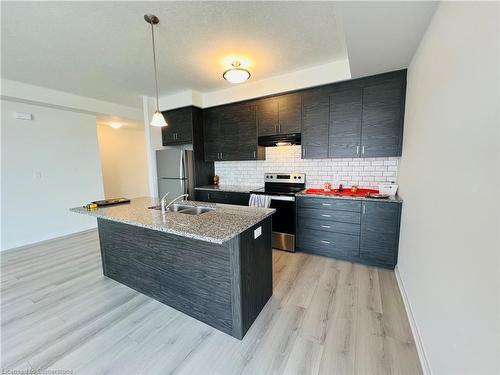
xmin=70 ymin=197 xmax=275 ymax=244
xmin=195 ymin=185 xmax=263 ymax=194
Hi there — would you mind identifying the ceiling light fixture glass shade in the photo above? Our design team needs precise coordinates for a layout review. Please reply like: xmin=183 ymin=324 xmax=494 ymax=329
xmin=110 ymin=122 xmax=123 ymax=129
xmin=145 ymin=14 xmax=168 ymax=127
xmin=150 ymin=110 xmax=168 ymax=127
xmin=223 ymin=61 xmax=251 ymax=84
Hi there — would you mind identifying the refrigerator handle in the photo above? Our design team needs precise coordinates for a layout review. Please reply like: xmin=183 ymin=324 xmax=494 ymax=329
xmin=180 ymin=150 xmax=185 ymax=180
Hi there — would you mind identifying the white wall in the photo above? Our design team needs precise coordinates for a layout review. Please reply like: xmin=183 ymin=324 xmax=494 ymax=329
xmin=215 ymin=145 xmax=399 ymax=189
xmin=1 ymin=79 xmax=143 ymax=121
xmin=397 ymin=2 xmax=500 ymax=374
xmin=1 ymin=100 xmax=105 ymax=250
xmin=96 ymin=124 xmax=149 ymax=199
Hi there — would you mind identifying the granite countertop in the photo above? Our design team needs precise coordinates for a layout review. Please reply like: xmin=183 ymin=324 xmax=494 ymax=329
xmin=296 ymin=190 xmax=403 ymax=203
xmin=195 ymin=185 xmax=262 ymax=194
xmin=70 ymin=197 xmax=275 ymax=244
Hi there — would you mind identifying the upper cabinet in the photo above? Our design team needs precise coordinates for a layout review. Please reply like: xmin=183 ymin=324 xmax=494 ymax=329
xmin=301 ymin=87 xmax=330 ymax=159
xmin=256 ymin=93 xmax=302 ymax=136
xmin=360 ymin=79 xmax=405 ymax=157
xmin=203 ymin=103 xmax=265 ymax=162
xmin=161 ymin=107 xmax=195 ymax=145
xmin=301 ymin=69 xmax=407 ymax=159
xmin=200 ymin=69 xmax=406 ymax=162
xmin=328 ymin=88 xmax=363 ymax=158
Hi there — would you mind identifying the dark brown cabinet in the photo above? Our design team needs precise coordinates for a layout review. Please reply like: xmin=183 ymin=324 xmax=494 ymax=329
xmin=296 ymin=196 xmax=401 ymax=269
xmin=359 ymin=201 xmax=401 ymax=268
xmin=203 ymin=103 xmax=264 ymax=161
xmin=201 ymin=69 xmax=406 ymax=162
xmin=361 ymin=80 xmax=405 ymax=157
xmin=302 ymin=70 xmax=406 ymax=159
xmin=195 ymin=190 xmax=250 ymax=206
xmin=301 ymin=87 xmax=330 ymax=159
xmin=161 ymin=107 xmax=195 ymax=145
xmin=329 ymin=88 xmax=363 ymax=158
xmin=256 ymin=93 xmax=301 ymax=136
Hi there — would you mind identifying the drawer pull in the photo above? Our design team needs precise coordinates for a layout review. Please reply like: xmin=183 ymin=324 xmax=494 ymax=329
xmin=321 ymin=214 xmax=331 ymax=218
xmin=322 ymin=203 xmax=331 ymax=206
xmin=320 ymin=225 xmax=331 ymax=229
xmin=321 ymin=240 xmax=331 ymax=244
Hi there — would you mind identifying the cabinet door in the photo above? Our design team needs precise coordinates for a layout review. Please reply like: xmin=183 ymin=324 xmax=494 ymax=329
xmin=360 ymin=201 xmax=401 ymax=269
xmin=257 ymin=98 xmax=279 ymax=136
xmin=301 ymin=88 xmax=330 ymax=159
xmin=329 ymin=88 xmax=362 ymax=158
xmin=278 ymin=93 xmax=301 ymax=134
xmin=162 ymin=107 xmax=193 ymax=145
xmin=361 ymin=80 xmax=405 ymax=157
xmin=219 ymin=103 xmax=258 ymax=161
xmin=203 ymin=109 xmax=221 ymax=161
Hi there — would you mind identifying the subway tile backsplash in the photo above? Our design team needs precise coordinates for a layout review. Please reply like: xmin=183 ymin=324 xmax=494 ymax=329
xmin=214 ymin=145 xmax=399 ymax=188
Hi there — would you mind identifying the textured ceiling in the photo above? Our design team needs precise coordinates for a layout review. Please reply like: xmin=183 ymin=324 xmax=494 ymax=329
xmin=1 ymin=1 xmax=346 ymax=107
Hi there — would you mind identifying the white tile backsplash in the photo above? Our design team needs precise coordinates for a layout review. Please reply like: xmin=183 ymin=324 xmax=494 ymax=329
xmin=214 ymin=145 xmax=399 ymax=188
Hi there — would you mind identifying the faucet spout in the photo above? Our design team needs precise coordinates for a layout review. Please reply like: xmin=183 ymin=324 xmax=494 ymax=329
xmin=163 ymin=194 xmax=189 ymax=213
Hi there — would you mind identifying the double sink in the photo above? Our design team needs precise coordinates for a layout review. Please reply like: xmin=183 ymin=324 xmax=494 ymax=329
xmin=148 ymin=204 xmax=214 ymax=216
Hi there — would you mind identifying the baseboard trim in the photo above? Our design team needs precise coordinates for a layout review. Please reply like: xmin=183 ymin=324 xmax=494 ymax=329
xmin=394 ymin=266 xmax=432 ymax=375
xmin=1 ymin=227 xmax=98 ymax=254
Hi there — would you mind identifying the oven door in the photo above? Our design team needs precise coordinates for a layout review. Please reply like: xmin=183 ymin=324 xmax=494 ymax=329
xmin=269 ymin=195 xmax=296 ymax=252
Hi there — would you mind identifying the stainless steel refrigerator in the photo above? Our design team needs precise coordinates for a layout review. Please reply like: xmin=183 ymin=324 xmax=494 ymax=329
xmin=156 ymin=149 xmax=194 ymax=199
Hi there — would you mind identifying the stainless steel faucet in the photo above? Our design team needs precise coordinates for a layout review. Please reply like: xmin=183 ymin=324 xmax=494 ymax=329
xmin=162 ymin=194 xmax=189 ymax=213
xmin=160 ymin=192 xmax=170 ymax=214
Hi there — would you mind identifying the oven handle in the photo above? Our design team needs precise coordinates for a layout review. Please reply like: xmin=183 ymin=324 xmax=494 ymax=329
xmin=270 ymin=195 xmax=295 ymax=202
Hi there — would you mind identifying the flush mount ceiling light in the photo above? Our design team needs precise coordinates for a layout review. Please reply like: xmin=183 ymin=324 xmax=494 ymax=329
xmin=144 ymin=14 xmax=168 ymax=127
xmin=223 ymin=61 xmax=251 ymax=84
xmin=110 ymin=122 xmax=123 ymax=129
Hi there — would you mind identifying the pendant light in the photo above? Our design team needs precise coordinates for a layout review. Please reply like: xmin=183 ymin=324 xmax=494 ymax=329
xmin=223 ymin=61 xmax=251 ymax=84
xmin=144 ymin=14 xmax=167 ymax=127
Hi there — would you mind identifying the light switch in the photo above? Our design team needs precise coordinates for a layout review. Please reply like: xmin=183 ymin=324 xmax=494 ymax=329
xmin=254 ymin=226 xmax=262 ymax=239
xmin=33 ymin=171 xmax=42 ymax=180
xmin=14 ymin=112 xmax=33 ymax=120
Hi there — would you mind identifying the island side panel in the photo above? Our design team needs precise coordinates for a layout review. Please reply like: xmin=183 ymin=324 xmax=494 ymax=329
xmin=229 ymin=217 xmax=273 ymax=339
xmin=96 ymin=218 xmax=234 ymax=336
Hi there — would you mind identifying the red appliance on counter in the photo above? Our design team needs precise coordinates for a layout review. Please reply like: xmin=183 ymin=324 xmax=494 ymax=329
xmin=304 ymin=188 xmax=379 ymax=197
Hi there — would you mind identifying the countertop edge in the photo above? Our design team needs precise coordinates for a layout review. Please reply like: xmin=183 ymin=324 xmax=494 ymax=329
xmin=195 ymin=185 xmax=263 ymax=194
xmin=295 ymin=192 xmax=403 ymax=203
xmin=70 ymin=205 xmax=275 ymax=244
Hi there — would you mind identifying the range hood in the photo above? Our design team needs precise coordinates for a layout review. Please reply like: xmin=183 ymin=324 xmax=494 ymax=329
xmin=258 ymin=133 xmax=301 ymax=147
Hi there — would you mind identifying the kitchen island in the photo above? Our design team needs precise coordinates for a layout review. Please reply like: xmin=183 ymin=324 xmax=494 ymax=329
xmin=71 ymin=197 xmax=275 ymax=339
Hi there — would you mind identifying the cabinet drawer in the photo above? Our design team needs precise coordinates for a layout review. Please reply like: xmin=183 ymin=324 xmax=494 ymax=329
xmin=297 ymin=197 xmax=361 ymax=212
xmin=298 ymin=207 xmax=360 ymax=224
xmin=195 ymin=190 xmax=249 ymax=206
xmin=298 ymin=217 xmax=360 ymax=236
xmin=297 ymin=229 xmax=359 ymax=258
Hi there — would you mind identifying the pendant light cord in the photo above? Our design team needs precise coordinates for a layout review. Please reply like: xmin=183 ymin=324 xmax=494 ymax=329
xmin=150 ymin=21 xmax=160 ymax=112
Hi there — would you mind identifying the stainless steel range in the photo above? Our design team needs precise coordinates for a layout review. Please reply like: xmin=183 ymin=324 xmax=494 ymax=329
xmin=250 ymin=173 xmax=305 ymax=252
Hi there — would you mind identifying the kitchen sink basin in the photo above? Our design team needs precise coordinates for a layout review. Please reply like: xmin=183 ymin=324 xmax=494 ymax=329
xmin=148 ymin=204 xmax=214 ymax=215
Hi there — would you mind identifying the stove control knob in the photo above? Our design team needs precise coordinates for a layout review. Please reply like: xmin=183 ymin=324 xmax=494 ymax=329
xmin=298 ymin=176 xmax=302 ymax=179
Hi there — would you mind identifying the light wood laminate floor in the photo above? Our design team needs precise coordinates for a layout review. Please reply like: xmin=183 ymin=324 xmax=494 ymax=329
xmin=1 ymin=230 xmax=422 ymax=374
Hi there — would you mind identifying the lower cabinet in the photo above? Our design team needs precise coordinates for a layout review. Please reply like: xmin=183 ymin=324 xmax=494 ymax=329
xmin=195 ymin=190 xmax=250 ymax=206
xmin=296 ymin=196 xmax=401 ymax=269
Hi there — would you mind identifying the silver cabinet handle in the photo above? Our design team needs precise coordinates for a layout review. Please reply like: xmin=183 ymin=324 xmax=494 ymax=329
xmin=322 ymin=203 xmax=331 ymax=206
xmin=278 ymin=124 xmax=281 ymax=133
xmin=321 ymin=225 xmax=331 ymax=229
xmin=363 ymin=204 xmax=366 ymax=214
xmin=321 ymin=240 xmax=331 ymax=244
xmin=221 ymin=152 xmax=223 ymax=159
xmin=362 ymin=145 xmax=365 ymax=154
xmin=356 ymin=145 xmax=360 ymax=155
xmin=253 ymin=150 xmax=256 ymax=158
xmin=321 ymin=214 xmax=331 ymax=218
xmin=302 ymin=147 xmax=306 ymax=158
